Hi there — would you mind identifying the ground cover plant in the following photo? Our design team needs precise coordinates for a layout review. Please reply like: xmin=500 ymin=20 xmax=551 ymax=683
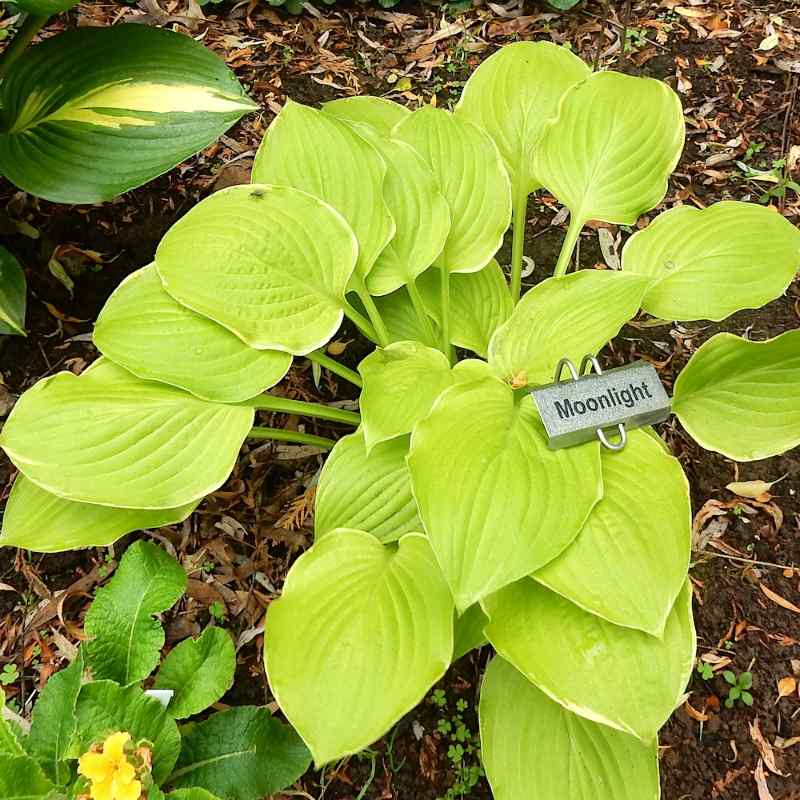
xmin=1 ymin=15 xmax=797 ymax=796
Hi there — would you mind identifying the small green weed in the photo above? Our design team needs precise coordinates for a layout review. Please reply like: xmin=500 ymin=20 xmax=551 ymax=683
xmin=431 ymin=690 xmax=484 ymax=800
xmin=723 ymin=670 xmax=753 ymax=708
xmin=0 ymin=664 xmax=19 ymax=685
xmin=696 ymin=661 xmax=713 ymax=681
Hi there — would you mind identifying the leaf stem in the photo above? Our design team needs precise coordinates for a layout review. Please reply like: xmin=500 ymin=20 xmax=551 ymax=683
xmin=553 ymin=214 xmax=583 ymax=278
xmin=438 ymin=263 xmax=451 ymax=361
xmin=239 ymin=395 xmax=360 ymax=426
xmin=307 ymin=350 xmax=363 ymax=388
xmin=246 ymin=427 xmax=335 ymax=449
xmin=342 ymin=300 xmax=379 ymax=343
xmin=406 ymin=276 xmax=437 ymax=346
xmin=351 ymin=274 xmax=389 ymax=347
xmin=0 ymin=14 xmax=48 ymax=81
xmin=510 ymin=185 xmax=528 ymax=302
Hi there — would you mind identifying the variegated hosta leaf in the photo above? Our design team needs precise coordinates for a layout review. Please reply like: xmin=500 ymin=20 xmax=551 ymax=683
xmin=394 ymin=106 xmax=511 ymax=273
xmin=673 ymin=330 xmax=800 ymax=461
xmin=315 ymin=430 xmax=421 ymax=544
xmin=622 ymin=201 xmax=800 ymax=321
xmin=0 ymin=25 xmax=256 ymax=203
xmin=533 ymin=71 xmax=684 ymax=227
xmin=0 ymin=474 xmax=197 ymax=553
xmin=0 ymin=246 xmax=26 ymax=336
xmin=252 ymin=100 xmax=393 ymax=280
xmin=408 ymin=377 xmax=602 ymax=611
xmin=534 ymin=430 xmax=691 ymax=635
xmin=417 ymin=260 xmax=513 ymax=358
xmin=0 ymin=359 xmax=254 ymax=509
xmin=373 ymin=287 xmax=440 ymax=348
xmin=483 ymin=579 xmax=696 ymax=743
xmin=488 ymin=270 xmax=647 ymax=386
xmin=94 ymin=265 xmax=291 ymax=402
xmin=264 ymin=530 xmax=453 ymax=766
xmin=480 ymin=656 xmax=660 ymax=800
xmin=323 ymin=96 xmax=410 ymax=135
xmin=455 ymin=40 xmax=590 ymax=196
xmin=156 ymin=185 xmax=357 ymax=354
xmin=359 ymin=341 xmax=453 ymax=451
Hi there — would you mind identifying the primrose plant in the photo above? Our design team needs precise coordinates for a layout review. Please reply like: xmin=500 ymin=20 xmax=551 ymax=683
xmin=2 ymin=42 xmax=800 ymax=799
xmin=0 ymin=540 xmax=309 ymax=800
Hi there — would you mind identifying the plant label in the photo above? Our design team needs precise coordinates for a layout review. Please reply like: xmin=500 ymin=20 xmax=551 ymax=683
xmin=531 ymin=361 xmax=671 ymax=449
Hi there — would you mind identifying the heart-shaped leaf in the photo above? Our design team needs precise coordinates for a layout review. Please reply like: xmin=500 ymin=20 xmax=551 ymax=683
xmin=483 ymin=579 xmax=696 ymax=742
xmin=534 ymin=430 xmax=691 ymax=635
xmin=0 ymin=359 xmax=253 ymax=509
xmin=480 ymin=656 xmax=659 ymax=800
xmin=0 ymin=246 xmax=26 ymax=336
xmin=264 ymin=530 xmax=453 ymax=765
xmin=622 ymin=201 xmax=800 ymax=321
xmin=315 ymin=430 xmax=421 ymax=544
xmin=408 ymin=377 xmax=602 ymax=611
xmin=156 ymin=184 xmax=357 ymax=355
xmin=394 ymin=106 xmax=511 ymax=272
xmin=0 ymin=25 xmax=256 ymax=203
xmin=323 ymin=96 xmax=410 ymax=135
xmin=252 ymin=100 xmax=393 ymax=280
xmin=372 ymin=287 xmax=440 ymax=348
xmin=95 ymin=265 xmax=291 ymax=402
xmin=673 ymin=330 xmax=800 ymax=460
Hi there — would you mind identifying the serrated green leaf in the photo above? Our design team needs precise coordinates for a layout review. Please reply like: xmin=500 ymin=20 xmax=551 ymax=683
xmin=394 ymin=106 xmax=511 ymax=273
xmin=0 ymin=692 xmax=25 ymax=757
xmin=372 ymin=287 xmax=440 ymax=348
xmin=480 ymin=656 xmax=659 ymax=800
xmin=0 ymin=25 xmax=256 ymax=204
xmin=264 ymin=530 xmax=453 ymax=766
xmin=252 ymin=100 xmax=393 ymax=280
xmin=453 ymin=604 xmax=488 ymax=660
xmin=359 ymin=340 xmax=453 ymax=451
xmin=0 ymin=474 xmax=197 ymax=553
xmin=85 ymin=541 xmax=186 ymax=686
xmin=622 ymin=201 xmax=800 ymax=321
xmin=26 ymin=651 xmax=83 ymax=784
xmin=156 ymin=185 xmax=357 ymax=355
xmin=167 ymin=790 xmax=220 ymax=800
xmin=488 ymin=271 xmax=647 ymax=385
xmin=0 ymin=359 xmax=253 ymax=509
xmin=153 ymin=627 xmax=235 ymax=719
xmin=673 ymin=330 xmax=800 ymax=460
xmin=14 ymin=0 xmax=78 ymax=13
xmin=315 ymin=430 xmax=421 ymax=544
xmin=168 ymin=706 xmax=309 ymax=800
xmin=533 ymin=71 xmax=684 ymax=239
xmin=94 ymin=265 xmax=291 ymax=402
xmin=0 ymin=246 xmax=26 ymax=336
xmin=74 ymin=681 xmax=180 ymax=784
xmin=483 ymin=580 xmax=696 ymax=743
xmin=323 ymin=96 xmax=410 ymax=136
xmin=0 ymin=755 xmax=58 ymax=800
xmin=408 ymin=377 xmax=602 ymax=611
xmin=534 ymin=430 xmax=691 ymax=635
xmin=417 ymin=260 xmax=513 ymax=357
xmin=455 ymin=41 xmax=589 ymax=197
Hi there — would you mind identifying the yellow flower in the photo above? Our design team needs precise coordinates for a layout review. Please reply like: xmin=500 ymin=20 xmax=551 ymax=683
xmin=78 ymin=731 xmax=143 ymax=800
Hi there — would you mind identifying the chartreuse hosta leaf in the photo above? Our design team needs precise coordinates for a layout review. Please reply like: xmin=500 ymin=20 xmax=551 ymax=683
xmin=673 ymin=330 xmax=800 ymax=461
xmin=153 ymin=627 xmax=236 ymax=719
xmin=0 ymin=25 xmax=256 ymax=204
xmin=0 ymin=246 xmax=26 ymax=336
xmin=315 ymin=430 xmax=421 ymax=543
xmin=94 ymin=265 xmax=291 ymax=402
xmin=373 ymin=288 xmax=439 ymax=348
xmin=488 ymin=270 xmax=647 ymax=386
xmin=453 ymin=604 xmax=489 ymax=660
xmin=156 ymin=185 xmax=357 ymax=354
xmin=483 ymin=579 xmax=696 ymax=742
xmin=323 ymin=96 xmax=410 ymax=136
xmin=394 ymin=106 xmax=511 ymax=273
xmin=622 ymin=201 xmax=800 ymax=321
xmin=75 ymin=681 xmax=181 ymax=784
xmin=0 ymin=474 xmax=197 ymax=552
xmin=85 ymin=540 xmax=187 ymax=686
xmin=455 ymin=41 xmax=589 ymax=197
xmin=534 ymin=430 xmax=691 ymax=635
xmin=480 ymin=656 xmax=659 ymax=800
xmin=408 ymin=376 xmax=602 ymax=611
xmin=169 ymin=706 xmax=310 ymax=800
xmin=359 ymin=340 xmax=453 ymax=451
xmin=252 ymin=100 xmax=393 ymax=281
xmin=0 ymin=359 xmax=253 ymax=509
xmin=265 ymin=529 xmax=453 ymax=766
xmin=418 ymin=260 xmax=513 ymax=357
xmin=534 ymin=72 xmax=684 ymax=275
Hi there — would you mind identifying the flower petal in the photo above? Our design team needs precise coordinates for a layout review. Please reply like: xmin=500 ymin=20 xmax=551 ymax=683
xmin=78 ymin=752 xmax=113 ymax=784
xmin=89 ymin=777 xmax=115 ymax=800
xmin=113 ymin=777 xmax=142 ymax=800
xmin=103 ymin=731 xmax=131 ymax=763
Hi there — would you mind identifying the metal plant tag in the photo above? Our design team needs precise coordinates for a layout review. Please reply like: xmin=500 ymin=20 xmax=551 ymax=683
xmin=531 ymin=358 xmax=671 ymax=451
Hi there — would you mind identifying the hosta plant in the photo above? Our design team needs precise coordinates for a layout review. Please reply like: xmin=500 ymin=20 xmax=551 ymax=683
xmin=0 ymin=540 xmax=309 ymax=800
xmin=2 ymin=41 xmax=800 ymax=798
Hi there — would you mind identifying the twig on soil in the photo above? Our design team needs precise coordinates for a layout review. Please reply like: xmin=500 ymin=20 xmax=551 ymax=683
xmin=580 ymin=9 xmax=670 ymax=53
